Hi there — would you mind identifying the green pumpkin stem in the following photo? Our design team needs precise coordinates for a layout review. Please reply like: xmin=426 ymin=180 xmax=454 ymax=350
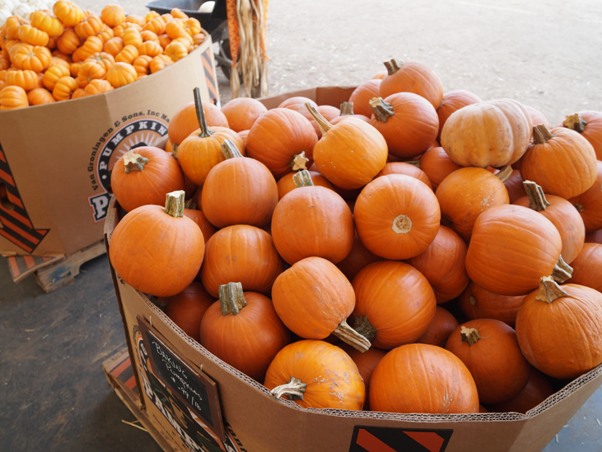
xmin=122 ymin=151 xmax=149 ymax=173
xmin=333 ymin=319 xmax=371 ymax=352
xmin=292 ymin=169 xmax=314 ymax=187
xmin=536 ymin=276 xmax=569 ymax=303
xmin=193 ymin=86 xmax=212 ymax=138
xmin=305 ymin=102 xmax=332 ymax=135
xmin=563 ymin=113 xmax=586 ymax=133
xmin=551 ymin=255 xmax=573 ymax=284
xmin=164 ymin=190 xmax=185 ymax=218
xmin=532 ymin=124 xmax=553 ymax=144
xmin=383 ymin=58 xmax=401 ymax=75
xmin=522 ymin=180 xmax=550 ymax=211
xmin=270 ymin=377 xmax=306 ymax=401
xmin=339 ymin=101 xmax=355 ymax=116
xmin=218 ymin=282 xmax=247 ymax=315
xmin=221 ymin=139 xmax=244 ymax=159
xmin=460 ymin=326 xmax=481 ymax=346
xmin=369 ymin=97 xmax=394 ymax=123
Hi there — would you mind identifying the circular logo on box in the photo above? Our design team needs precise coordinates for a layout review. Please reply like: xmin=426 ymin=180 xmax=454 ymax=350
xmin=88 ymin=114 xmax=169 ymax=221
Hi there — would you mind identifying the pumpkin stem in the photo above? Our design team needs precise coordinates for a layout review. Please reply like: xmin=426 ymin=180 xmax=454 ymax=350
xmin=305 ymin=102 xmax=332 ymax=135
xmin=270 ymin=376 xmax=306 ymax=401
xmin=332 ymin=319 xmax=371 ymax=352
xmin=369 ymin=97 xmax=394 ymax=123
xmin=494 ymin=165 xmax=513 ymax=182
xmin=122 ymin=151 xmax=149 ymax=173
xmin=350 ymin=315 xmax=376 ymax=344
xmin=339 ymin=101 xmax=355 ymax=116
xmin=218 ymin=282 xmax=247 ymax=316
xmin=535 ymin=276 xmax=569 ymax=303
xmin=532 ymin=124 xmax=553 ymax=144
xmin=460 ymin=326 xmax=481 ymax=346
xmin=292 ymin=169 xmax=314 ymax=187
xmin=290 ymin=151 xmax=309 ymax=171
xmin=383 ymin=58 xmax=401 ymax=75
xmin=392 ymin=214 xmax=413 ymax=234
xmin=522 ymin=180 xmax=550 ymax=212
xmin=563 ymin=113 xmax=586 ymax=133
xmin=551 ymin=255 xmax=573 ymax=284
xmin=164 ymin=190 xmax=185 ymax=218
xmin=193 ymin=86 xmax=212 ymax=138
xmin=221 ymin=139 xmax=244 ymax=159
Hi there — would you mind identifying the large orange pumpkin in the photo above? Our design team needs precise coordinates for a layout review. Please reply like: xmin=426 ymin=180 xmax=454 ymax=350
xmin=354 ymin=174 xmax=441 ymax=260
xmin=515 ymin=277 xmax=602 ymax=379
xmin=441 ymin=98 xmax=532 ymax=168
xmin=520 ymin=125 xmax=597 ymax=199
xmin=465 ymin=204 xmax=566 ymax=296
xmin=369 ymin=343 xmax=479 ymax=414
xmin=200 ymin=224 xmax=284 ymax=298
xmin=567 ymin=243 xmax=602 ymax=292
xmin=378 ymin=59 xmax=444 ymax=109
xmin=220 ymin=96 xmax=267 ymax=132
xmin=307 ymin=103 xmax=388 ymax=189
xmin=348 ymin=78 xmax=381 ymax=117
xmin=458 ymin=282 xmax=526 ymax=327
xmin=199 ymin=282 xmax=291 ymax=381
xmin=160 ymin=281 xmax=213 ymax=341
xmin=417 ymin=145 xmax=462 ymax=190
xmin=264 ymin=340 xmax=365 ymax=410
xmin=563 ymin=110 xmax=602 ymax=160
xmin=271 ymin=256 xmax=370 ymax=352
xmin=200 ymin=140 xmax=278 ymax=228
xmin=351 ymin=260 xmax=437 ymax=349
xmin=445 ymin=319 xmax=531 ymax=404
xmin=109 ymin=190 xmax=205 ymax=297
xmin=369 ymin=93 xmax=439 ymax=159
xmin=271 ymin=171 xmax=354 ymax=265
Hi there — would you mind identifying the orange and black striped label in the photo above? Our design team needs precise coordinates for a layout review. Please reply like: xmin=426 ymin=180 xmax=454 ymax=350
xmin=201 ymin=44 xmax=220 ymax=106
xmin=0 ymin=142 xmax=49 ymax=253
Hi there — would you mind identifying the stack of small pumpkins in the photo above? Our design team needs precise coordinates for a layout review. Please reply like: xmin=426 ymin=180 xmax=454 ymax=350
xmin=0 ymin=0 xmax=206 ymax=109
xmin=108 ymin=57 xmax=602 ymax=416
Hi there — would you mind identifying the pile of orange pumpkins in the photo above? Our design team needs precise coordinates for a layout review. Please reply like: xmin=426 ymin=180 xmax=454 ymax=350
xmin=0 ymin=0 xmax=206 ymax=109
xmin=108 ymin=55 xmax=602 ymax=415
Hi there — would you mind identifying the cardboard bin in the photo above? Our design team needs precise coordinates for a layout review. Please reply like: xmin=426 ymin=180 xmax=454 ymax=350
xmin=0 ymin=36 xmax=219 ymax=260
xmin=104 ymin=85 xmax=602 ymax=452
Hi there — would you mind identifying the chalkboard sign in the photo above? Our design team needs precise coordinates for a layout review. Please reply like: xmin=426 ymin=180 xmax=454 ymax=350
xmin=137 ymin=316 xmax=226 ymax=442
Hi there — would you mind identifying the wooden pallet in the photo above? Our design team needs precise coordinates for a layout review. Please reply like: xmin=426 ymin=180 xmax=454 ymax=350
xmin=6 ymin=239 xmax=106 ymax=293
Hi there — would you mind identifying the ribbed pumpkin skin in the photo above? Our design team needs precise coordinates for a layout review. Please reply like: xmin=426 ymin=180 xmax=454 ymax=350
xmin=199 ymin=291 xmax=291 ymax=381
xmin=409 ymin=225 xmax=470 ymax=303
xmin=440 ymin=98 xmax=532 ymax=168
xmin=264 ymin=340 xmax=365 ymax=410
xmin=514 ymin=192 xmax=585 ymax=264
xmin=520 ymin=126 xmax=597 ymax=199
xmin=369 ymin=343 xmax=479 ymax=414
xmin=379 ymin=60 xmax=444 ymax=109
xmin=418 ymin=145 xmax=462 ymax=190
xmin=377 ymin=161 xmax=433 ymax=190
xmin=445 ymin=319 xmax=531 ymax=404
xmin=312 ymin=116 xmax=388 ymax=190
xmin=110 ymin=146 xmax=185 ymax=212
xmin=568 ymin=243 xmax=602 ymax=292
xmin=271 ymin=257 xmax=355 ymax=339
xmin=109 ymin=205 xmax=205 ymax=297
xmin=436 ymin=167 xmax=510 ymax=240
xmin=369 ymin=92 xmax=439 ymax=159
xmin=200 ymin=225 xmax=283 ymax=297
xmin=436 ymin=89 xmax=482 ymax=140
xmin=354 ymin=174 xmax=441 ymax=260
xmin=271 ymin=186 xmax=354 ymax=265
xmin=201 ymin=157 xmax=278 ymax=228
xmin=570 ymin=160 xmax=602 ymax=233
xmin=348 ymin=78 xmax=381 ymax=117
xmin=246 ymin=108 xmax=318 ymax=177
xmin=458 ymin=282 xmax=526 ymax=327
xmin=351 ymin=261 xmax=437 ymax=349
xmin=220 ymin=97 xmax=268 ymax=132
xmin=465 ymin=204 xmax=562 ymax=296
xmin=515 ymin=281 xmax=602 ymax=379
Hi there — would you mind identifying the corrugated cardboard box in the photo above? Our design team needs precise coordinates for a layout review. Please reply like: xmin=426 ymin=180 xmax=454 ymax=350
xmin=0 ymin=36 xmax=219 ymax=259
xmin=104 ymin=86 xmax=602 ymax=451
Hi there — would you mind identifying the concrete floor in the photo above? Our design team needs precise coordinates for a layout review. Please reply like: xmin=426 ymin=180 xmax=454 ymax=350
xmin=2 ymin=0 xmax=602 ymax=450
